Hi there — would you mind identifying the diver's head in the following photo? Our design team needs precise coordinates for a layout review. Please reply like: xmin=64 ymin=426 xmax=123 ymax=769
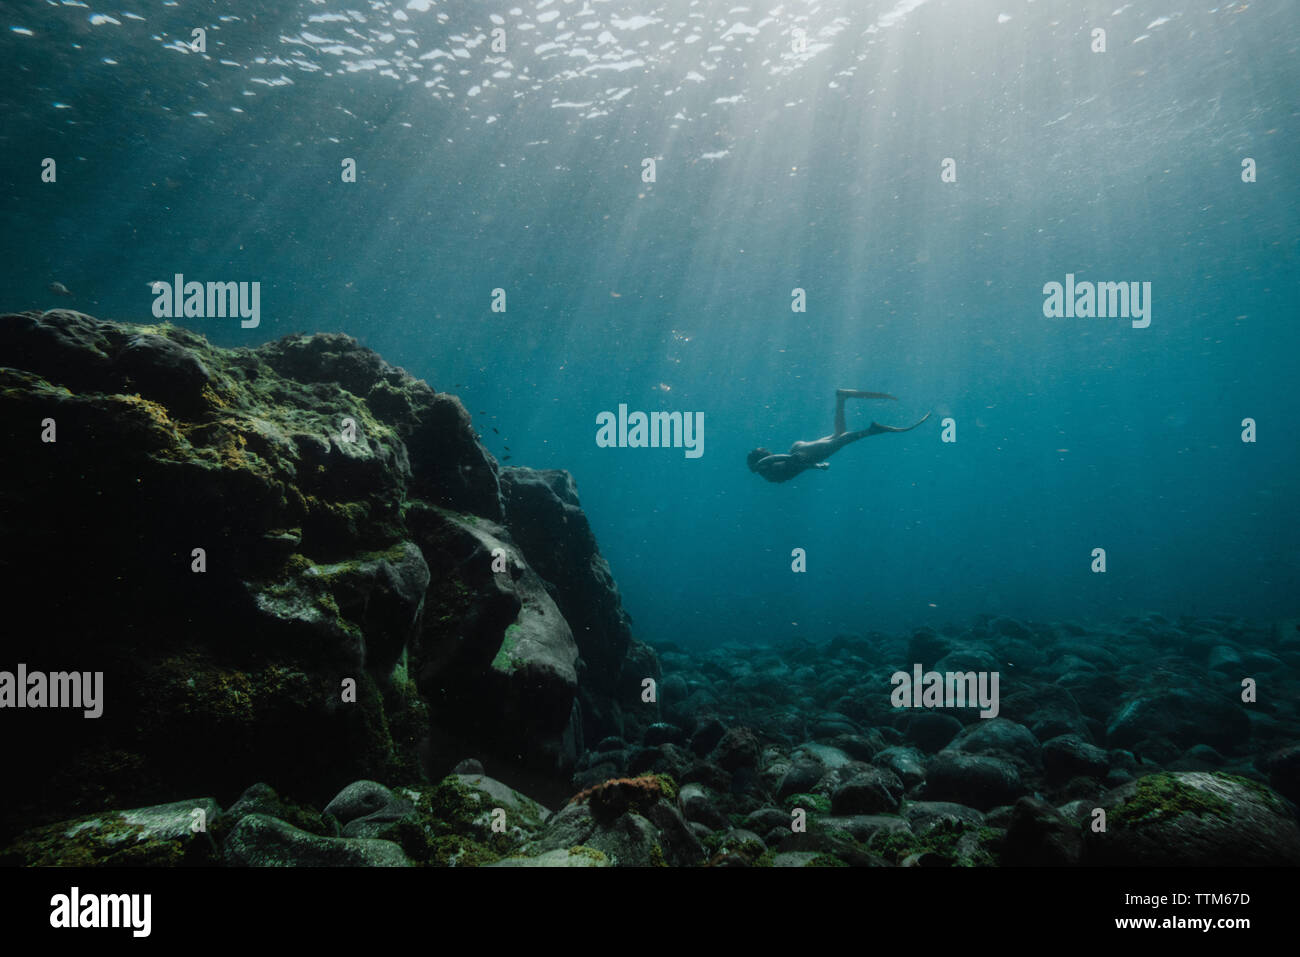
xmin=746 ymin=448 xmax=770 ymax=471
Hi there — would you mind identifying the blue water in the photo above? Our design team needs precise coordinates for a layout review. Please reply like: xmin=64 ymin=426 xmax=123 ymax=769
xmin=3 ymin=1 xmax=1297 ymax=648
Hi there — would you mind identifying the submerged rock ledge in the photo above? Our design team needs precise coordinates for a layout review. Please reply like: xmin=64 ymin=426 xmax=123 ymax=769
xmin=0 ymin=309 xmax=654 ymax=841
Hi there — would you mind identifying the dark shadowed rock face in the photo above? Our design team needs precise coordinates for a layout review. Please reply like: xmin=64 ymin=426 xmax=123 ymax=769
xmin=923 ymin=752 xmax=1025 ymax=811
xmin=498 ymin=466 xmax=655 ymax=745
xmin=405 ymin=503 xmax=580 ymax=775
xmin=1259 ymin=744 xmax=1300 ymax=805
xmin=0 ymin=310 xmax=642 ymax=840
xmin=1106 ymin=688 xmax=1251 ymax=753
xmin=1000 ymin=797 xmax=1083 ymax=865
xmin=498 ymin=468 xmax=633 ymax=681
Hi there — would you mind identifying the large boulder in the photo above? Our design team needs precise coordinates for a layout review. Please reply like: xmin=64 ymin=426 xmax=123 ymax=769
xmin=498 ymin=467 xmax=654 ymax=743
xmin=323 ymin=780 xmax=415 ymax=838
xmin=0 ymin=311 xmax=637 ymax=838
xmin=1000 ymin=797 xmax=1083 ymax=865
xmin=924 ymin=752 xmax=1025 ymax=811
xmin=406 ymin=505 xmax=580 ymax=778
xmin=0 ymin=313 xmax=428 ymax=835
xmin=830 ymin=768 xmax=905 ymax=815
xmin=1106 ymin=689 xmax=1250 ymax=754
xmin=1042 ymin=734 xmax=1110 ymax=783
xmin=1084 ymin=771 xmax=1300 ymax=866
xmin=948 ymin=718 xmax=1043 ymax=771
xmin=224 ymin=814 xmax=410 ymax=866
xmin=0 ymin=798 xmax=223 ymax=866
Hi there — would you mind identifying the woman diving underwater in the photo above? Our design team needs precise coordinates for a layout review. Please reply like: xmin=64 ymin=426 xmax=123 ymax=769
xmin=746 ymin=389 xmax=931 ymax=483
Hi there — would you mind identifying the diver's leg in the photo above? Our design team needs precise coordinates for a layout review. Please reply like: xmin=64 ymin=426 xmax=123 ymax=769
xmin=817 ymin=411 xmax=931 ymax=464
xmin=822 ymin=432 xmax=863 ymax=458
xmin=834 ymin=389 xmax=898 ymax=435
xmin=820 ymin=427 xmax=892 ymax=462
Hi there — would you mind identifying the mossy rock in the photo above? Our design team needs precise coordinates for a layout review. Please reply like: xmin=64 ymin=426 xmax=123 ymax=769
xmin=865 ymin=818 xmax=1000 ymax=867
xmin=489 ymin=846 xmax=611 ymax=867
xmin=783 ymin=792 xmax=831 ymax=815
xmin=1109 ymin=771 xmax=1233 ymax=827
xmin=529 ymin=785 xmax=704 ymax=866
xmin=567 ymin=844 xmax=608 ymax=864
xmin=705 ymin=835 xmax=770 ymax=867
xmin=367 ymin=774 xmax=548 ymax=866
xmin=1 ymin=799 xmax=222 ymax=867
xmin=807 ymin=853 xmax=850 ymax=867
xmin=652 ymin=773 xmax=679 ymax=804
xmin=568 ymin=775 xmax=676 ymax=822
xmin=226 ymin=783 xmax=334 ymax=837
xmin=224 ymin=814 xmax=410 ymax=866
xmin=1086 ymin=771 xmax=1300 ymax=865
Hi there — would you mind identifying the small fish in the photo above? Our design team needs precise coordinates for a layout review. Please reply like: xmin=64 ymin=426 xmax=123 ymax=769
xmin=502 ymin=455 xmax=512 ymax=461
xmin=48 ymin=281 xmax=74 ymax=297
xmin=492 ymin=427 xmax=499 ymax=434
xmin=478 ymin=411 xmax=486 ymax=415
xmin=454 ymin=383 xmax=463 ymax=388
xmin=503 ymin=445 xmax=510 ymax=451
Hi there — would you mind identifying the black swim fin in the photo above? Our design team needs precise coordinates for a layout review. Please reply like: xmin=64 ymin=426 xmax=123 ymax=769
xmin=864 ymin=411 xmax=931 ymax=436
xmin=837 ymin=389 xmax=898 ymax=400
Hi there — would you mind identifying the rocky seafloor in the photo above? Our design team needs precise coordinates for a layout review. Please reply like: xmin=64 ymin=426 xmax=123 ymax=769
xmin=1 ymin=309 xmax=1298 ymax=867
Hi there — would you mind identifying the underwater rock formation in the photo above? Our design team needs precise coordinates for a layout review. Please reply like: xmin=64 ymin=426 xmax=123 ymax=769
xmin=3 ymin=312 xmax=1298 ymax=868
xmin=0 ymin=310 xmax=650 ymax=840
xmin=498 ymin=467 xmax=656 ymax=746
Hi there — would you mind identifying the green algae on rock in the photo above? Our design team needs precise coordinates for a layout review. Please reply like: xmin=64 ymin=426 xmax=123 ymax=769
xmin=1085 ymin=771 xmax=1300 ymax=866
xmin=1 ymin=798 xmax=223 ymax=867
xmin=0 ymin=309 xmax=653 ymax=839
xmin=223 ymin=813 xmax=410 ymax=867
